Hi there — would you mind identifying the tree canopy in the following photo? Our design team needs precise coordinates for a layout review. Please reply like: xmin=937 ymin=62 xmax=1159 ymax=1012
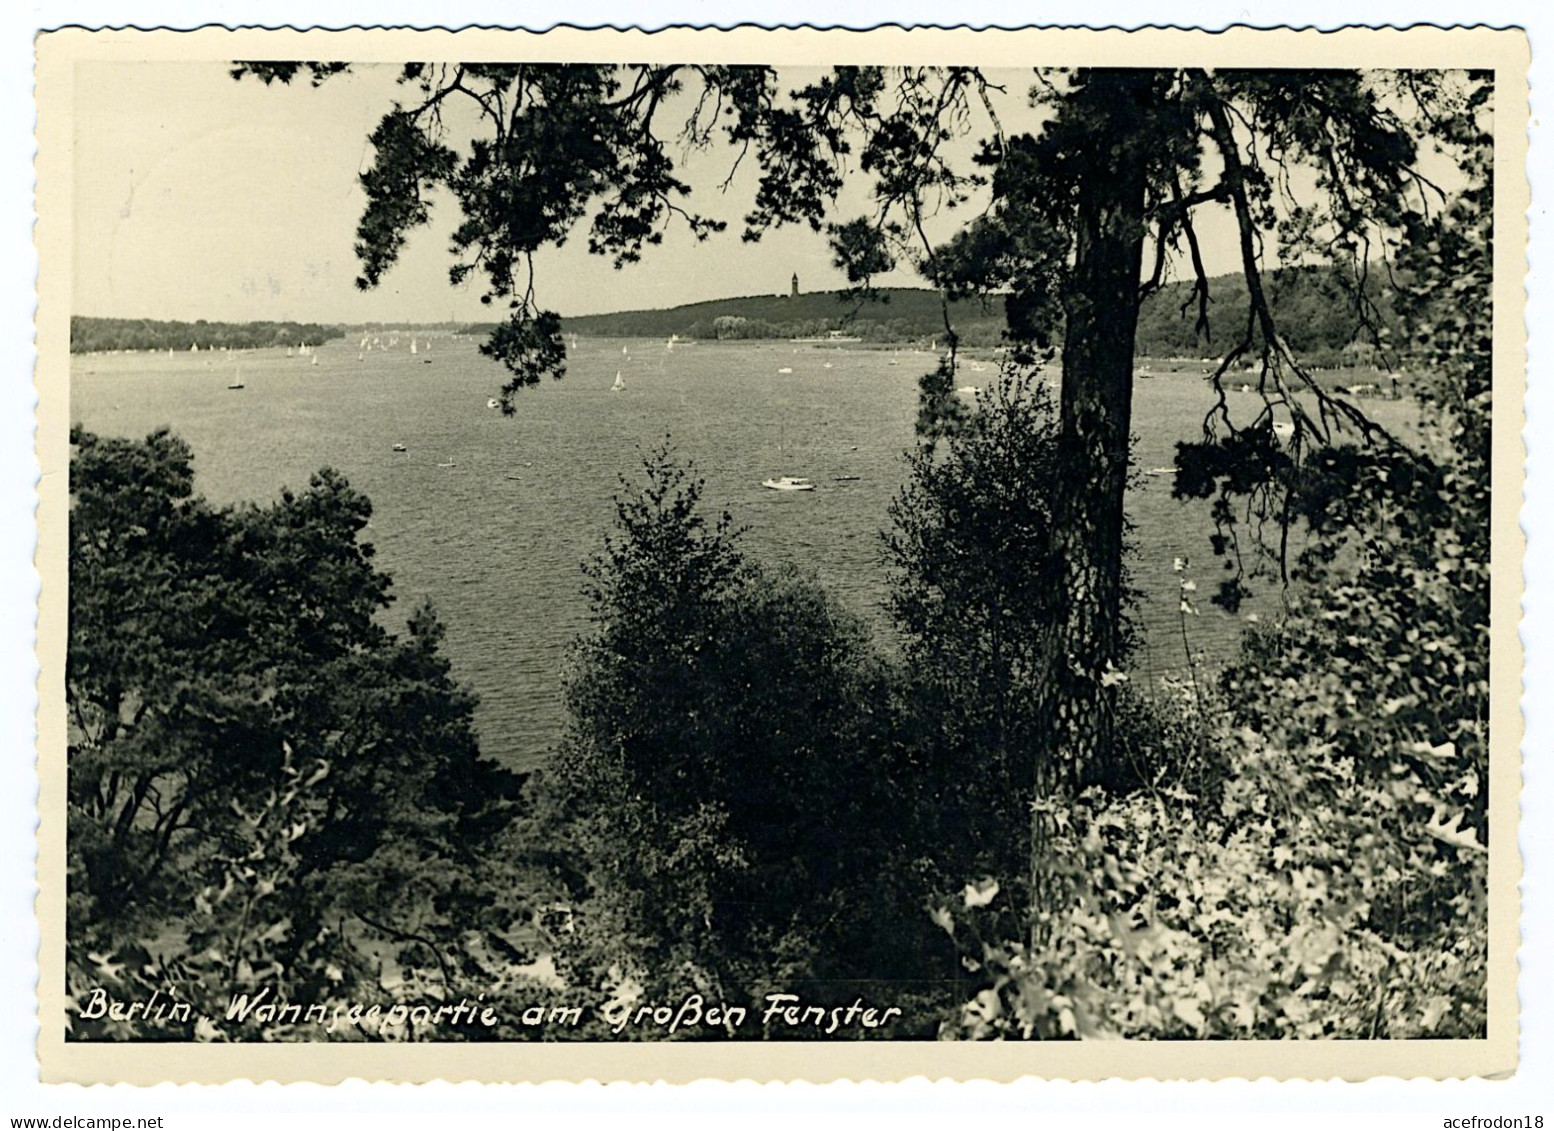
xmin=67 ymin=427 xmax=521 ymax=1037
xmin=234 ymin=58 xmax=1493 ymax=939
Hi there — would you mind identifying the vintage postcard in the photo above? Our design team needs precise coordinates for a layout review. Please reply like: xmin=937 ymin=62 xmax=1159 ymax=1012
xmin=33 ymin=25 xmax=1528 ymax=1083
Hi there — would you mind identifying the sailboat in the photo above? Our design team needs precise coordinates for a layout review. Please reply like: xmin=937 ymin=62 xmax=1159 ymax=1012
xmin=760 ymin=420 xmax=814 ymax=490
xmin=410 ymin=338 xmax=418 ymax=355
xmin=611 ymin=371 xmax=626 ymax=392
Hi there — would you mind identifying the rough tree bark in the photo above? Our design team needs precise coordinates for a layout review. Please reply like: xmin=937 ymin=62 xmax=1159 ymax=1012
xmin=1031 ymin=69 xmax=1155 ymax=940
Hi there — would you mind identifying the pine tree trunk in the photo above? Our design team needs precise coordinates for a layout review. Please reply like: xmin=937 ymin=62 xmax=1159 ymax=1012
xmin=1030 ymin=69 xmax=1154 ymax=944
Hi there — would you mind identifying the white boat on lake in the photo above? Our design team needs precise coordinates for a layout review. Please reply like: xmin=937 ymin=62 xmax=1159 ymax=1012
xmin=611 ymin=371 xmax=625 ymax=392
xmin=761 ymin=476 xmax=815 ymax=492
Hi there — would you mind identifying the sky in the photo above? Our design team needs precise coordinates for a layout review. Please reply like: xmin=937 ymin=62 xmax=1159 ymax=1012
xmin=69 ymin=61 xmax=1263 ymax=325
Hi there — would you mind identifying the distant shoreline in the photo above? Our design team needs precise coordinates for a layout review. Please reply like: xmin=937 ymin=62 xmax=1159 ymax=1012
xmin=77 ymin=265 xmax=1398 ymax=368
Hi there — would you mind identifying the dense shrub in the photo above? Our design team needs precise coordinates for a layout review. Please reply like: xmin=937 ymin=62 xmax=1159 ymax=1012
xmin=66 ymin=428 xmax=521 ymax=1039
xmin=519 ymin=447 xmax=952 ymax=1035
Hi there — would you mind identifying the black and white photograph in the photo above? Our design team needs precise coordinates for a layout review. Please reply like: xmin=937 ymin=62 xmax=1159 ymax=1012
xmin=31 ymin=25 xmax=1526 ymax=1082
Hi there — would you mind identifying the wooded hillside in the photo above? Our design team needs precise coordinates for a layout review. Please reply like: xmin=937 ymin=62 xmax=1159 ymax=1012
xmin=552 ymin=266 xmax=1391 ymax=365
xmin=71 ymin=316 xmax=345 ymax=354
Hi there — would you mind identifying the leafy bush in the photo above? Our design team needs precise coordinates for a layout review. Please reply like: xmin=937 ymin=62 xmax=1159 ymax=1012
xmin=885 ymin=369 xmax=1196 ymax=903
xmin=67 ymin=428 xmax=521 ymax=1039
xmin=520 ymin=446 xmax=951 ymax=1034
xmin=885 ymin=370 xmax=1064 ymax=890
xmin=936 ymin=719 xmax=1485 ymax=1039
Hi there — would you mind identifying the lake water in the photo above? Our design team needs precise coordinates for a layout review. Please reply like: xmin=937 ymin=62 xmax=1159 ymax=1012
xmin=71 ymin=337 xmax=1403 ymax=772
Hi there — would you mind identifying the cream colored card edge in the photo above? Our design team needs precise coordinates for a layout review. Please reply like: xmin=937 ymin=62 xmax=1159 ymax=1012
xmin=32 ymin=23 xmax=1530 ymax=1084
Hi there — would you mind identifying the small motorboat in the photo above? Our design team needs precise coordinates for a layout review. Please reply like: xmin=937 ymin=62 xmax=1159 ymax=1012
xmin=777 ymin=367 xmax=794 ymax=374
xmin=436 ymin=458 xmax=457 ymax=468
xmin=761 ymin=476 xmax=815 ymax=492
xmin=487 ymin=397 xmax=501 ymax=409
xmin=833 ymin=475 xmax=861 ymax=482
xmin=392 ymin=443 xmax=407 ymax=453
xmin=226 ymin=381 xmax=245 ymax=390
